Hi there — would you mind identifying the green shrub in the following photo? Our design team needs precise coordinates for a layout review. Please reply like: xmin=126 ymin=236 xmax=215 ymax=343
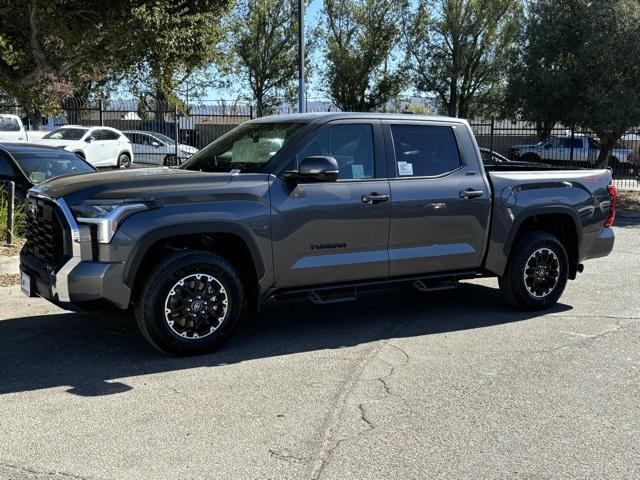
xmin=0 ymin=193 xmax=26 ymax=242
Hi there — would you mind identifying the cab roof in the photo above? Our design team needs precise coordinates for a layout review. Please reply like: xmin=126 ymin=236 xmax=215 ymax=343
xmin=247 ymin=112 xmax=470 ymax=125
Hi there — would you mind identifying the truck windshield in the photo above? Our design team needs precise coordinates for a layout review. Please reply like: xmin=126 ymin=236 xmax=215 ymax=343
xmin=181 ymin=122 xmax=304 ymax=173
xmin=12 ymin=150 xmax=95 ymax=184
xmin=0 ymin=116 xmax=20 ymax=132
xmin=43 ymin=128 xmax=88 ymax=140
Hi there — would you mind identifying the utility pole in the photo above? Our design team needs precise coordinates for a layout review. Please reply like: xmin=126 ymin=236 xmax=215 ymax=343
xmin=297 ymin=0 xmax=306 ymax=114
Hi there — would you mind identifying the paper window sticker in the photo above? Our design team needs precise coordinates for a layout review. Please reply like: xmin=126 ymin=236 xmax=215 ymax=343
xmin=351 ymin=164 xmax=365 ymax=178
xmin=398 ymin=161 xmax=414 ymax=176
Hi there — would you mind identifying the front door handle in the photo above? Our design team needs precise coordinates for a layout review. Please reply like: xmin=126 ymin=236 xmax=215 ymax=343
xmin=362 ymin=192 xmax=390 ymax=204
xmin=459 ymin=188 xmax=484 ymax=199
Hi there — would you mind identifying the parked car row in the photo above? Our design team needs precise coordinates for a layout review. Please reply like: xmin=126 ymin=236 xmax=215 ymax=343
xmin=508 ymin=134 xmax=635 ymax=171
xmin=0 ymin=118 xmax=198 ymax=169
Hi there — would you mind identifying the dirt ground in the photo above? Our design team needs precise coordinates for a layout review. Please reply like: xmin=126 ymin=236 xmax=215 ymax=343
xmin=619 ymin=190 xmax=640 ymax=213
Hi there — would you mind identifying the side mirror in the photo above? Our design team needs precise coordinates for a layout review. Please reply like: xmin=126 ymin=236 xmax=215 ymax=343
xmin=151 ymin=141 xmax=160 ymax=148
xmin=85 ymin=136 xmax=94 ymax=143
xmin=284 ymin=156 xmax=339 ymax=183
xmin=544 ymin=143 xmax=552 ymax=149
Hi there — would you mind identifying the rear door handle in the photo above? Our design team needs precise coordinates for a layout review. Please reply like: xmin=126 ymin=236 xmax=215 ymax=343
xmin=459 ymin=189 xmax=484 ymax=199
xmin=362 ymin=192 xmax=390 ymax=204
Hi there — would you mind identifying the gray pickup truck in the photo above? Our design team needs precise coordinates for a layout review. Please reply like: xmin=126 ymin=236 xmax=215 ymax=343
xmin=18 ymin=113 xmax=617 ymax=355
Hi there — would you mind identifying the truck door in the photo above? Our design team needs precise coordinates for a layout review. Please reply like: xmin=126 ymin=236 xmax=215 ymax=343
xmin=270 ymin=121 xmax=390 ymax=288
xmin=384 ymin=121 xmax=491 ymax=276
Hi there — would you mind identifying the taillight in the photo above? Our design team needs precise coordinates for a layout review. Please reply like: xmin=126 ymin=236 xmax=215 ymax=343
xmin=605 ymin=184 xmax=618 ymax=228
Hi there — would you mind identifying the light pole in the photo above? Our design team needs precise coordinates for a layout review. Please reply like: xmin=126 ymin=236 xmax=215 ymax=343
xmin=297 ymin=0 xmax=306 ymax=113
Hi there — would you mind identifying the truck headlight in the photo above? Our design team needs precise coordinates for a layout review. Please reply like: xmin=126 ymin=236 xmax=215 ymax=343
xmin=71 ymin=202 xmax=151 ymax=244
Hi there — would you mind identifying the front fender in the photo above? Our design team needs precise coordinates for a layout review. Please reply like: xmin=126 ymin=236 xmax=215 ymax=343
xmin=118 ymin=200 xmax=272 ymax=292
xmin=122 ymin=220 xmax=268 ymax=289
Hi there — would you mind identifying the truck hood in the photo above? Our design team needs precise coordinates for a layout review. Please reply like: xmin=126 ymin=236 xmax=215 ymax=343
xmin=31 ymin=167 xmax=268 ymax=204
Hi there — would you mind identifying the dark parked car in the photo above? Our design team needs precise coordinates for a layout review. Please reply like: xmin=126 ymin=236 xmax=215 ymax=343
xmin=0 ymin=143 xmax=96 ymax=200
xmin=20 ymin=113 xmax=616 ymax=355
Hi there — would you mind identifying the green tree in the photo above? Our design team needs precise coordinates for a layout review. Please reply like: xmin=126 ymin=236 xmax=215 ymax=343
xmin=228 ymin=0 xmax=312 ymax=117
xmin=507 ymin=0 xmax=640 ymax=166
xmin=0 ymin=1 xmax=231 ymax=125
xmin=321 ymin=0 xmax=407 ymax=112
xmin=404 ymin=0 xmax=522 ymax=119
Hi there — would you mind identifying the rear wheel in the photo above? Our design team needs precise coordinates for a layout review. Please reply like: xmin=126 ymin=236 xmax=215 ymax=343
xmin=117 ymin=153 xmax=132 ymax=169
xmin=499 ymin=231 xmax=569 ymax=310
xmin=135 ymin=250 xmax=247 ymax=355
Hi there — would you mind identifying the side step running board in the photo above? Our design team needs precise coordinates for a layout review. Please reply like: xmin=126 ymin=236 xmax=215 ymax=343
xmin=413 ymin=279 xmax=458 ymax=292
xmin=308 ymin=289 xmax=358 ymax=305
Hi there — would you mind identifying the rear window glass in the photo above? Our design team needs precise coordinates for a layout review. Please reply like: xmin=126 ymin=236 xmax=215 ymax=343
xmin=390 ymin=125 xmax=461 ymax=177
xmin=12 ymin=150 xmax=94 ymax=183
xmin=0 ymin=117 xmax=20 ymax=132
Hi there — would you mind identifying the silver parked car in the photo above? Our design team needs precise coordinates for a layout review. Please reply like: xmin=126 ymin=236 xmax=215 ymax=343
xmin=123 ymin=130 xmax=198 ymax=166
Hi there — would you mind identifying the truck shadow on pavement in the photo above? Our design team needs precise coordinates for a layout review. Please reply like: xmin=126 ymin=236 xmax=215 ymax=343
xmin=0 ymin=282 xmax=572 ymax=397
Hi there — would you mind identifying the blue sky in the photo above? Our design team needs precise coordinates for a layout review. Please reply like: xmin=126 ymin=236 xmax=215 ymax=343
xmin=205 ymin=0 xmax=325 ymax=100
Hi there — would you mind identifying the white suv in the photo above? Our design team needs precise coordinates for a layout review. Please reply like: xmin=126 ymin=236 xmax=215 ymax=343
xmin=37 ymin=126 xmax=134 ymax=168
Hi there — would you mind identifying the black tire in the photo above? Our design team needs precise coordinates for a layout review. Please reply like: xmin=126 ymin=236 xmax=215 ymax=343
xmin=135 ymin=250 xmax=247 ymax=355
xmin=499 ymin=231 xmax=569 ymax=310
xmin=117 ymin=153 xmax=132 ymax=169
xmin=163 ymin=154 xmax=181 ymax=167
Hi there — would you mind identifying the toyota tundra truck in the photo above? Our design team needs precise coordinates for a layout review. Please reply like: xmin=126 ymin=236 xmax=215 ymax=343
xmin=18 ymin=113 xmax=617 ymax=355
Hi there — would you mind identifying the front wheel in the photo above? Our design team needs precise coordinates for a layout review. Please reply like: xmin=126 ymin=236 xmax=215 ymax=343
xmin=499 ymin=231 xmax=569 ymax=310
xmin=135 ymin=250 xmax=247 ymax=355
xmin=163 ymin=154 xmax=181 ymax=167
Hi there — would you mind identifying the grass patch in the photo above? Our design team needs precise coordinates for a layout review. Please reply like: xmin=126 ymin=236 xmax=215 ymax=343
xmin=0 ymin=192 xmax=26 ymax=245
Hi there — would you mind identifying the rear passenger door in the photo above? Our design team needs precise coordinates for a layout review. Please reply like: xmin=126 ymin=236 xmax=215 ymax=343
xmin=384 ymin=121 xmax=491 ymax=276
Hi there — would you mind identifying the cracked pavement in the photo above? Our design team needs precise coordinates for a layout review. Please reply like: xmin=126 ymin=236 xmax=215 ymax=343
xmin=0 ymin=220 xmax=639 ymax=479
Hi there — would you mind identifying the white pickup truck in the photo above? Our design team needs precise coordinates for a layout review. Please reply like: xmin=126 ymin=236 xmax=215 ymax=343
xmin=0 ymin=114 xmax=47 ymax=143
xmin=509 ymin=135 xmax=633 ymax=170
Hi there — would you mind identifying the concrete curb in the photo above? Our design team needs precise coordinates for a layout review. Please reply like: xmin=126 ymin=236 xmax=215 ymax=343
xmin=0 ymin=255 xmax=19 ymax=275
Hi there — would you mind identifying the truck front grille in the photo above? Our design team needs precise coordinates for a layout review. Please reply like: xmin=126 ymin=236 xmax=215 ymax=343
xmin=24 ymin=198 xmax=67 ymax=267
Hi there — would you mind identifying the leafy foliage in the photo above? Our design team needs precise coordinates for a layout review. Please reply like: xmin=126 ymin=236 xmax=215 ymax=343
xmin=321 ymin=0 xmax=407 ymax=112
xmin=507 ymin=0 xmax=640 ymax=165
xmin=0 ymin=1 xmax=231 ymax=120
xmin=228 ymin=0 xmax=310 ymax=117
xmin=405 ymin=0 xmax=522 ymax=118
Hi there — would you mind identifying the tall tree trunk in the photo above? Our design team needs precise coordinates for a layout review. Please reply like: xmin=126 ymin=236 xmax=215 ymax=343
xmin=27 ymin=109 xmax=42 ymax=130
xmin=535 ymin=121 xmax=555 ymax=141
xmin=448 ymin=80 xmax=458 ymax=117
xmin=594 ymin=132 xmax=624 ymax=168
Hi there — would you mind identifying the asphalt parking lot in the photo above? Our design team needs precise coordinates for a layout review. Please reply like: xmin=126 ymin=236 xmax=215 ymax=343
xmin=0 ymin=220 xmax=639 ymax=480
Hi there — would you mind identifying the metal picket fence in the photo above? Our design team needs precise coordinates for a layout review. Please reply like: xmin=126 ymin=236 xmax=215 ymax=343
xmin=1 ymin=98 xmax=639 ymax=189
xmin=469 ymin=119 xmax=640 ymax=190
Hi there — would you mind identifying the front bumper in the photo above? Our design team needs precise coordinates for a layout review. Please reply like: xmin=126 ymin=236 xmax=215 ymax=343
xmin=20 ymin=252 xmax=131 ymax=309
